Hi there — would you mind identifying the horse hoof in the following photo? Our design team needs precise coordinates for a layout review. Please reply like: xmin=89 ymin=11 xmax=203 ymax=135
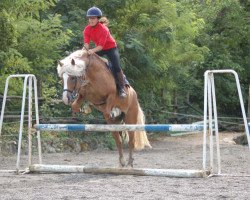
xmin=126 ymin=164 xmax=133 ymax=169
xmin=127 ymin=158 xmax=134 ymax=168
xmin=126 ymin=162 xmax=133 ymax=168
xmin=119 ymin=162 xmax=126 ymax=168
xmin=110 ymin=107 xmax=121 ymax=119
xmin=119 ymin=158 xmax=126 ymax=167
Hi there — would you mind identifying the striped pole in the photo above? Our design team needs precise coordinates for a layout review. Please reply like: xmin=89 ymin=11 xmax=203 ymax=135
xmin=34 ymin=124 xmax=204 ymax=132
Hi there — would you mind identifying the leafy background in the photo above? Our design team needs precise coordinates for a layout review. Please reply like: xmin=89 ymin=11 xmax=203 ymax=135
xmin=0 ymin=0 xmax=249 ymax=136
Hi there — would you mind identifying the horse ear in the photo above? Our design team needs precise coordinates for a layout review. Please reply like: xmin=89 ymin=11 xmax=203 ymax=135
xmin=58 ymin=60 xmax=63 ymax=66
xmin=71 ymin=59 xmax=75 ymax=66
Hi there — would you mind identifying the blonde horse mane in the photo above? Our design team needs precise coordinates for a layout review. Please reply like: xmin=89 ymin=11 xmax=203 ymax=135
xmin=57 ymin=50 xmax=88 ymax=77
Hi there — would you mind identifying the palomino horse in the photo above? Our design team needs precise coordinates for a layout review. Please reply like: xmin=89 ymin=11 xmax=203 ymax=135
xmin=57 ymin=50 xmax=151 ymax=167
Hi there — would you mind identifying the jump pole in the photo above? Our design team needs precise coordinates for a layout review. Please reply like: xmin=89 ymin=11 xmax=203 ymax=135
xmin=29 ymin=123 xmax=208 ymax=178
xmin=29 ymin=164 xmax=209 ymax=178
xmin=34 ymin=124 xmax=204 ymax=132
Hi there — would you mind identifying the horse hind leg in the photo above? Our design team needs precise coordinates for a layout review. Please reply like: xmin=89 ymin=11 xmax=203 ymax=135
xmin=124 ymin=109 xmax=138 ymax=168
xmin=112 ymin=131 xmax=126 ymax=167
xmin=127 ymin=131 xmax=135 ymax=167
xmin=124 ymin=97 xmax=150 ymax=167
xmin=104 ymin=113 xmax=126 ymax=167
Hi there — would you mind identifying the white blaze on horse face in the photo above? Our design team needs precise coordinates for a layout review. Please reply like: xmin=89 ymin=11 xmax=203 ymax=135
xmin=62 ymin=73 xmax=69 ymax=105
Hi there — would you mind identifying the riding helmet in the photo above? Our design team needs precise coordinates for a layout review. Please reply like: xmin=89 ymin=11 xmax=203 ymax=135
xmin=86 ymin=7 xmax=102 ymax=18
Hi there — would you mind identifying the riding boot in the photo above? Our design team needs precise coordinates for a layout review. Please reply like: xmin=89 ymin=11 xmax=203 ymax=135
xmin=116 ymin=71 xmax=127 ymax=98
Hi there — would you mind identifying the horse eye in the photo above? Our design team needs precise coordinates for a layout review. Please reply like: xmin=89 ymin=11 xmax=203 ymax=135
xmin=70 ymin=76 xmax=77 ymax=82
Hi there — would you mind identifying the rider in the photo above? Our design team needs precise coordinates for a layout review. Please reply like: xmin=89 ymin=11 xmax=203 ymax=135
xmin=83 ymin=6 xmax=127 ymax=99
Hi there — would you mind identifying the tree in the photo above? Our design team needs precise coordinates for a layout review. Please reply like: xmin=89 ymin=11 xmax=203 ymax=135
xmin=114 ymin=0 xmax=208 ymax=114
xmin=2 ymin=0 xmax=248 ymax=123
xmin=0 ymin=0 xmax=70 ymax=98
xmin=188 ymin=0 xmax=250 ymax=115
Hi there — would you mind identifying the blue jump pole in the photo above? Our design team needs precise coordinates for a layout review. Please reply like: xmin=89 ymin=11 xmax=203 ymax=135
xmin=34 ymin=124 xmax=204 ymax=132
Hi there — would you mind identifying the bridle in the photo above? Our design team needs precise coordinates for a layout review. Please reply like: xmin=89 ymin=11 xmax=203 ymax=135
xmin=63 ymin=75 xmax=88 ymax=103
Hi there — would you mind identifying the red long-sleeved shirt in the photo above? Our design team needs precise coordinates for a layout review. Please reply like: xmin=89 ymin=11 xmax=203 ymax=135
xmin=83 ymin=22 xmax=116 ymax=50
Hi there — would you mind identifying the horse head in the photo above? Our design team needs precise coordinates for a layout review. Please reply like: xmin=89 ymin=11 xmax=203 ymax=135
xmin=57 ymin=50 xmax=89 ymax=105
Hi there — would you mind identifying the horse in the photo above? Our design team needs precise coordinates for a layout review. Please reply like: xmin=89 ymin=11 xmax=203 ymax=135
xmin=57 ymin=49 xmax=151 ymax=167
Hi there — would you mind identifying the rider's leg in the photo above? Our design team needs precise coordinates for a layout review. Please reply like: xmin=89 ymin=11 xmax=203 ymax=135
xmin=96 ymin=48 xmax=127 ymax=98
xmin=106 ymin=47 xmax=127 ymax=98
xmin=116 ymin=69 xmax=127 ymax=98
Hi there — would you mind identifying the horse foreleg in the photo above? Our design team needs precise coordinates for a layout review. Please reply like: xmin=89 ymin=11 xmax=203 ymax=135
xmin=103 ymin=94 xmax=117 ymax=121
xmin=112 ymin=131 xmax=126 ymax=167
xmin=127 ymin=131 xmax=135 ymax=167
xmin=71 ymin=95 xmax=84 ymax=113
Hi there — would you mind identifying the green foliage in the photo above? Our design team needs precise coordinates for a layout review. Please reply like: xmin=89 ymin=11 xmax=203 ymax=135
xmin=0 ymin=11 xmax=16 ymax=51
xmin=112 ymin=0 xmax=209 ymax=115
xmin=102 ymin=134 xmax=116 ymax=150
xmin=1 ymin=0 xmax=249 ymax=141
xmin=189 ymin=0 xmax=250 ymax=115
xmin=0 ymin=0 xmax=70 ymax=99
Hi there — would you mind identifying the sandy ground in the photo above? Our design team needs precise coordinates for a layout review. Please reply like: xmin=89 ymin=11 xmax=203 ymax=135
xmin=0 ymin=132 xmax=249 ymax=200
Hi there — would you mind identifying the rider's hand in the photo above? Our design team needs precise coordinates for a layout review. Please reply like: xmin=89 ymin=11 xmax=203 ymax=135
xmin=88 ymin=49 xmax=95 ymax=55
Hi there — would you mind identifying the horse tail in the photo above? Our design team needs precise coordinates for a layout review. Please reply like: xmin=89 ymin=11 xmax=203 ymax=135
xmin=134 ymin=103 xmax=152 ymax=150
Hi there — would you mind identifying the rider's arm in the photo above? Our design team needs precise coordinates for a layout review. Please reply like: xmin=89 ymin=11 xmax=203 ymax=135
xmin=89 ymin=45 xmax=103 ymax=54
xmin=83 ymin=43 xmax=90 ymax=50
xmin=83 ymin=26 xmax=90 ymax=50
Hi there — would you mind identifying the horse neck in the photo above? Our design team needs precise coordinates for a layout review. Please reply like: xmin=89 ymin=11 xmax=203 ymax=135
xmin=87 ymin=54 xmax=115 ymax=82
xmin=82 ymin=54 xmax=116 ymax=99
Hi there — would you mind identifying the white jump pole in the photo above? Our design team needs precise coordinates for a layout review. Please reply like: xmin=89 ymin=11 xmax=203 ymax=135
xmin=29 ymin=164 xmax=209 ymax=178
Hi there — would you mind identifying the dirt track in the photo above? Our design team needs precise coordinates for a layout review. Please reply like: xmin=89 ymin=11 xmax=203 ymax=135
xmin=0 ymin=133 xmax=249 ymax=200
